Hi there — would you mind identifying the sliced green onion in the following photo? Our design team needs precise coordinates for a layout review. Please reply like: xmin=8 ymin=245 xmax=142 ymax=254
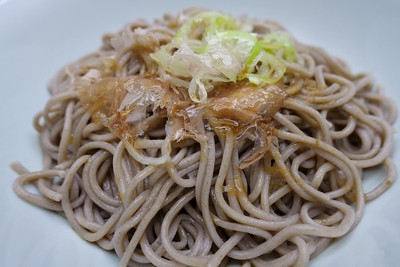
xmin=151 ymin=11 xmax=296 ymax=102
xmin=260 ymin=32 xmax=296 ymax=62
xmin=176 ymin=11 xmax=237 ymax=41
xmin=245 ymin=51 xmax=287 ymax=85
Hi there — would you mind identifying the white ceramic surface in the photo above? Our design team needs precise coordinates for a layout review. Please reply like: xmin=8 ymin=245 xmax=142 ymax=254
xmin=1 ymin=0 xmax=399 ymax=266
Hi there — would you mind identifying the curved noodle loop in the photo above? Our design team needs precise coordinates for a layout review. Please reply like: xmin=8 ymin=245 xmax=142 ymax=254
xmin=12 ymin=8 xmax=396 ymax=267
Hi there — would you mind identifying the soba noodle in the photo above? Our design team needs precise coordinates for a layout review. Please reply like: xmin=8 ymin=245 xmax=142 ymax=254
xmin=12 ymin=8 xmax=397 ymax=267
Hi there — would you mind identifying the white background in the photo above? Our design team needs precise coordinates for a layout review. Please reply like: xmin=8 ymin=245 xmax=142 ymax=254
xmin=0 ymin=0 xmax=399 ymax=266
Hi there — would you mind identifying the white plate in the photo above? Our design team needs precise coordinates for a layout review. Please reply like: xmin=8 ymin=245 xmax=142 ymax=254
xmin=1 ymin=0 xmax=399 ymax=266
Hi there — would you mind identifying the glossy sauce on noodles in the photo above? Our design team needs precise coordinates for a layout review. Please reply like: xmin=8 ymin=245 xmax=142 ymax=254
xmin=78 ymin=76 xmax=287 ymax=145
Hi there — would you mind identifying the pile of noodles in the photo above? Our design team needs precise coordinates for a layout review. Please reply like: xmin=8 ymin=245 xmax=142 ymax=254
xmin=12 ymin=8 xmax=397 ymax=267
